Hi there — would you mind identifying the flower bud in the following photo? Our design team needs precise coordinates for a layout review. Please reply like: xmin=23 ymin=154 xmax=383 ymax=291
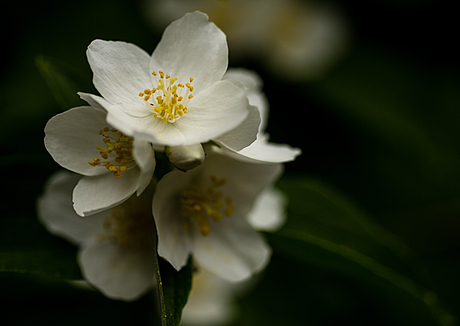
xmin=166 ymin=144 xmax=205 ymax=171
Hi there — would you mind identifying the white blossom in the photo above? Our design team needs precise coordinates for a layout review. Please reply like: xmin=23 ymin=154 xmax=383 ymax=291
xmin=37 ymin=171 xmax=157 ymax=301
xmin=153 ymin=151 xmax=283 ymax=282
xmin=80 ymin=11 xmax=259 ymax=150
xmin=44 ymin=106 xmax=155 ymax=216
xmin=181 ymin=185 xmax=287 ymax=325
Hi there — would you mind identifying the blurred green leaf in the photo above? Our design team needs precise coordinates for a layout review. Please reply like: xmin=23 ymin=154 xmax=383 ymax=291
xmin=310 ymin=45 xmax=460 ymax=201
xmin=35 ymin=54 xmax=93 ymax=110
xmin=155 ymin=256 xmax=192 ymax=326
xmin=270 ymin=176 xmax=457 ymax=326
xmin=0 ymin=247 xmax=81 ymax=280
xmin=1 ymin=273 xmax=160 ymax=326
xmin=0 ymin=206 xmax=82 ymax=281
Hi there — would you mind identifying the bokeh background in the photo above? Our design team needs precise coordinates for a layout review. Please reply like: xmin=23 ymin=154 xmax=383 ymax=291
xmin=1 ymin=0 xmax=459 ymax=325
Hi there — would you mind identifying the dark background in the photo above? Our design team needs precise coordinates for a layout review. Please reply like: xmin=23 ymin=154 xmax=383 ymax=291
xmin=1 ymin=0 xmax=459 ymax=325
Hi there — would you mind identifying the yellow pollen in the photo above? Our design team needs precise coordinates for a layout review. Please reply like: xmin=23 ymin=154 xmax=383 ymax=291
xmin=180 ymin=175 xmax=234 ymax=237
xmin=96 ymin=198 xmax=156 ymax=250
xmin=88 ymin=127 xmax=135 ymax=177
xmin=199 ymin=225 xmax=210 ymax=237
xmin=139 ymin=71 xmax=195 ymax=123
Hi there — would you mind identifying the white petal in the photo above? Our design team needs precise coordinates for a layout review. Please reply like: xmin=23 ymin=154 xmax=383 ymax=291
xmin=214 ymin=104 xmax=260 ymax=151
xmin=77 ymin=92 xmax=107 ymax=112
xmin=182 ymin=268 xmax=238 ymax=326
xmin=78 ymin=239 xmax=156 ymax=301
xmin=137 ymin=114 xmax=186 ymax=145
xmin=198 ymin=153 xmax=284 ymax=212
xmin=224 ymin=68 xmax=263 ymax=91
xmin=80 ymin=92 xmax=134 ymax=137
xmin=191 ymin=216 xmax=271 ymax=282
xmin=44 ymin=106 xmax=111 ymax=176
xmin=132 ymin=138 xmax=156 ymax=195
xmin=247 ymin=91 xmax=269 ymax=133
xmin=231 ymin=134 xmax=302 ymax=163
xmin=174 ymin=80 xmax=249 ymax=146
xmin=223 ymin=68 xmax=269 ymax=131
xmin=106 ymin=103 xmax=149 ymax=137
xmin=81 ymin=92 xmax=164 ymax=145
xmin=87 ymin=39 xmax=151 ymax=116
xmin=247 ymin=186 xmax=288 ymax=232
xmin=37 ymin=171 xmax=107 ymax=244
xmin=150 ymin=11 xmax=228 ymax=94
xmin=73 ymin=169 xmax=140 ymax=216
xmin=153 ymin=170 xmax=195 ymax=270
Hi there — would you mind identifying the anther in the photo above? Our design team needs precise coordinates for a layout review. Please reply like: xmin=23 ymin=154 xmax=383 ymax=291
xmin=140 ymin=71 xmax=195 ymax=123
xmin=88 ymin=127 xmax=135 ymax=177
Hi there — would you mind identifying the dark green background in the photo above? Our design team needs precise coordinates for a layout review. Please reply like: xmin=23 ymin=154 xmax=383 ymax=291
xmin=1 ymin=0 xmax=459 ymax=325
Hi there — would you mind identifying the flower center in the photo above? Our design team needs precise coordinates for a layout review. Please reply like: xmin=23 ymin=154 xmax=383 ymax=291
xmin=139 ymin=70 xmax=194 ymax=123
xmin=180 ymin=175 xmax=235 ymax=237
xmin=88 ymin=127 xmax=135 ymax=177
xmin=96 ymin=199 xmax=155 ymax=250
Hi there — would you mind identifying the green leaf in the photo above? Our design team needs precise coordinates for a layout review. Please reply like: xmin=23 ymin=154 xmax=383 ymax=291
xmin=35 ymin=54 xmax=92 ymax=110
xmin=0 ymin=209 xmax=82 ymax=280
xmin=271 ymin=176 xmax=457 ymax=326
xmin=0 ymin=246 xmax=81 ymax=280
xmin=155 ymin=255 xmax=193 ymax=326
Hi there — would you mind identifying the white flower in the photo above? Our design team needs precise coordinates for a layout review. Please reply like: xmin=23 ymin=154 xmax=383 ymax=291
xmin=37 ymin=170 xmax=157 ymax=301
xmin=81 ymin=11 xmax=259 ymax=150
xmin=38 ymin=168 xmax=287 ymax=305
xmin=142 ymin=0 xmax=349 ymax=80
xmin=153 ymin=151 xmax=283 ymax=282
xmin=44 ymin=106 xmax=156 ymax=216
xmin=181 ymin=186 xmax=287 ymax=326
xmin=215 ymin=68 xmax=302 ymax=163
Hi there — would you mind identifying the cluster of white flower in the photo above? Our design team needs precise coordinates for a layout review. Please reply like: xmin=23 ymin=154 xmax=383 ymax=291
xmin=39 ymin=11 xmax=300 ymax=324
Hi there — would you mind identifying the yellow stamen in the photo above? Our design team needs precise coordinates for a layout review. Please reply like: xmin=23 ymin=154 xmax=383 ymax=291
xmin=96 ymin=197 xmax=156 ymax=250
xmin=88 ymin=127 xmax=135 ymax=177
xmin=139 ymin=71 xmax=195 ymax=123
xmin=180 ymin=175 xmax=234 ymax=237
